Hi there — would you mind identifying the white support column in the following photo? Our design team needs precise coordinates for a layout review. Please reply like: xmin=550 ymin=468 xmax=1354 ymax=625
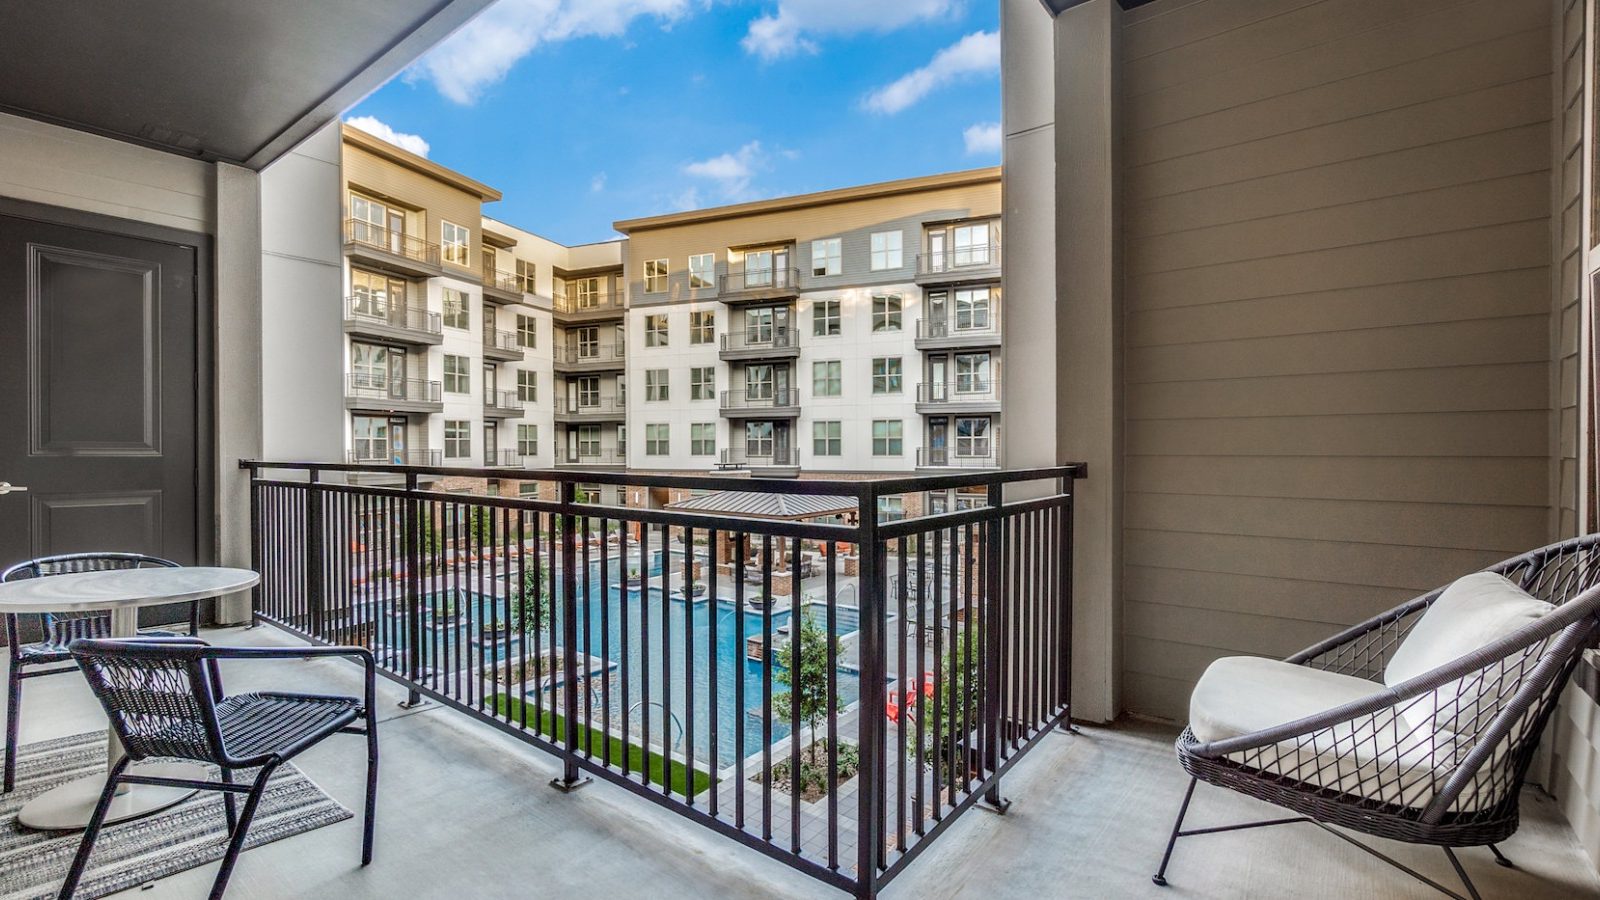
xmin=215 ymin=162 xmax=263 ymax=623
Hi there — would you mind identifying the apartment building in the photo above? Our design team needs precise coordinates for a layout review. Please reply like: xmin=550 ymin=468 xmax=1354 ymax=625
xmin=612 ymin=168 xmax=1002 ymax=516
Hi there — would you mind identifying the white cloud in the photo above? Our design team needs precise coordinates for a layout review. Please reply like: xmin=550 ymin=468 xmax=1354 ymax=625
xmin=344 ymin=116 xmax=431 ymax=157
xmin=591 ymin=172 xmax=608 ymax=192
xmin=683 ymin=141 xmax=767 ymax=201
xmin=963 ymin=122 xmax=1001 ymax=155
xmin=862 ymin=30 xmax=999 ymax=115
xmin=411 ymin=0 xmax=693 ymax=104
xmin=742 ymin=0 xmax=959 ymax=61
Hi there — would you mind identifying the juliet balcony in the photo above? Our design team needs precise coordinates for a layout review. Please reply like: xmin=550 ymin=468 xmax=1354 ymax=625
xmin=916 ymin=441 xmax=1000 ymax=470
xmin=719 ymin=266 xmax=801 ymax=304
xmin=914 ymin=242 xmax=1001 ymax=286
xmin=551 ymin=342 xmax=625 ymax=373
xmin=342 ymin=218 xmax=442 ymax=279
xmin=552 ymin=289 xmax=626 ymax=322
xmin=552 ymin=446 xmax=627 ymax=468
xmin=553 ymin=396 xmax=626 ymax=424
xmin=915 ymin=381 xmax=1001 ymax=415
xmin=481 ymin=267 xmax=523 ymax=305
xmin=914 ymin=311 xmax=1001 ymax=351
xmin=343 ymin=374 xmax=444 ymax=415
xmin=482 ymin=325 xmax=524 ymax=362
xmin=719 ymin=388 xmax=801 ymax=419
xmin=482 ymin=389 xmax=524 ymax=419
xmin=719 ymin=326 xmax=800 ymax=362
xmin=344 ymin=448 xmax=443 ymax=466
xmin=343 ymin=297 xmax=443 ymax=346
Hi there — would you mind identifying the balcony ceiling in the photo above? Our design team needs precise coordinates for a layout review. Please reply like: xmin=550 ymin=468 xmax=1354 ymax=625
xmin=0 ymin=0 xmax=493 ymax=169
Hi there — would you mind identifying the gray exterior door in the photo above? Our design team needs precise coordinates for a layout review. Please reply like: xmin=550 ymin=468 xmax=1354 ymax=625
xmin=0 ymin=209 xmax=206 ymax=587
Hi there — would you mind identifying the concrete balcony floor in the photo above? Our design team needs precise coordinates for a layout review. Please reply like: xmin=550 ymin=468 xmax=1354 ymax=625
xmin=6 ymin=624 xmax=1597 ymax=899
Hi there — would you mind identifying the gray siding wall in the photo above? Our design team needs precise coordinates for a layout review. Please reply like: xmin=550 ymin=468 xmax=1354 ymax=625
xmin=1119 ymin=0 xmax=1557 ymax=720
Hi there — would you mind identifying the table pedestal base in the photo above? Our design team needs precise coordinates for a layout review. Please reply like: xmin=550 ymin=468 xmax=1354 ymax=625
xmin=17 ymin=762 xmax=207 ymax=831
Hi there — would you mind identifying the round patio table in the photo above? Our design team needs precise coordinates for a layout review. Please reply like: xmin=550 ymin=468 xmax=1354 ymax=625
xmin=0 ymin=566 xmax=259 ymax=830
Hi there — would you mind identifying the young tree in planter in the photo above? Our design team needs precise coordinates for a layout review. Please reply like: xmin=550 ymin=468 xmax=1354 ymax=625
xmin=775 ymin=611 xmax=838 ymax=767
xmin=509 ymin=565 xmax=552 ymax=634
xmin=923 ymin=623 xmax=982 ymax=773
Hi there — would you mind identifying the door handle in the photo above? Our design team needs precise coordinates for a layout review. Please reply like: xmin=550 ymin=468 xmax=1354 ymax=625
xmin=0 ymin=482 xmax=28 ymax=496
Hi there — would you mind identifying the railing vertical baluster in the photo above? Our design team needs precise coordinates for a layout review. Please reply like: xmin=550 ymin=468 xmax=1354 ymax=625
xmin=516 ymin=506 xmax=528 ymax=730
xmin=601 ymin=516 xmax=612 ymax=769
xmin=855 ymin=481 xmax=885 ymax=898
xmin=581 ymin=514 xmax=593 ymax=757
xmin=554 ymin=480 xmax=587 ymax=791
xmin=789 ymin=533 xmax=801 ymax=853
xmin=247 ymin=466 xmax=261 ymax=622
xmin=306 ymin=469 xmax=325 ymax=638
xmin=913 ymin=530 xmax=926 ymax=836
xmin=1061 ymin=476 xmax=1076 ymax=729
xmin=685 ymin=526 xmax=697 ymax=805
xmin=660 ymin=521 xmax=672 ymax=799
xmin=708 ymin=527 xmax=720 ymax=818
xmin=402 ymin=472 xmax=423 ymax=707
xmin=895 ymin=535 xmax=908 ymax=852
xmin=932 ymin=526 xmax=947 ymax=815
xmin=761 ymin=532 xmax=774 ymax=842
xmin=734 ymin=531 xmax=747 ymax=830
xmin=619 ymin=520 xmax=631 ymax=779
xmin=982 ymin=482 xmax=1005 ymax=807
xmin=640 ymin=523 xmax=652 ymax=786
xmin=825 ymin=539 xmax=838 ymax=869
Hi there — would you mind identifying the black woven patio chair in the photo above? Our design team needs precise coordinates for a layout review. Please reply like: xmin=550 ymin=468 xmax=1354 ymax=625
xmin=1153 ymin=535 xmax=1600 ymax=899
xmin=57 ymin=638 xmax=378 ymax=900
xmin=3 ymin=552 xmax=199 ymax=793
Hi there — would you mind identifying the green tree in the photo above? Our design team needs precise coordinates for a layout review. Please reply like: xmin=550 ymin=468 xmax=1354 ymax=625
xmin=510 ymin=564 xmax=552 ymax=634
xmin=775 ymin=611 xmax=838 ymax=766
xmin=924 ymin=623 xmax=982 ymax=771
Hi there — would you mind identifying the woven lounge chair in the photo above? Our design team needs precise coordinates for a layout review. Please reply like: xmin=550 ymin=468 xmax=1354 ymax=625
xmin=2 ymin=552 xmax=199 ymax=793
xmin=1153 ymin=535 xmax=1600 ymax=899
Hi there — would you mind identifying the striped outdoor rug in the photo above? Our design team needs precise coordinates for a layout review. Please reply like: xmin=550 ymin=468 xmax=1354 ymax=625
xmin=0 ymin=731 xmax=351 ymax=900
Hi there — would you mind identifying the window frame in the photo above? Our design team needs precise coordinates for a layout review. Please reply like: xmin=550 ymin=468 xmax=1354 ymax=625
xmin=690 ymin=422 xmax=716 ymax=456
xmin=811 ymin=237 xmax=841 ymax=277
xmin=872 ymin=295 xmax=903 ymax=332
xmin=443 ymin=354 xmax=470 ymax=394
xmin=690 ymin=366 xmax=716 ymax=401
xmin=441 ymin=220 xmax=471 ymax=266
xmin=812 ymin=420 xmax=842 ymax=456
xmin=869 ymin=231 xmax=903 ymax=271
xmin=645 ymin=423 xmax=670 ymax=456
xmin=441 ymin=288 xmax=469 ymax=330
xmin=516 ymin=313 xmax=537 ymax=348
xmin=812 ymin=298 xmax=841 ymax=336
xmin=689 ymin=253 xmax=715 ymax=289
xmin=872 ymin=419 xmax=904 ymax=456
xmin=517 ymin=369 xmax=538 ymax=403
xmin=872 ymin=357 xmax=903 ymax=394
xmin=444 ymin=419 xmax=471 ymax=459
xmin=645 ymin=369 xmax=669 ymax=402
xmin=517 ymin=423 xmax=539 ymax=456
xmin=644 ymin=258 xmax=669 ymax=293
xmin=689 ymin=309 xmax=715 ymax=344
xmin=812 ymin=360 xmax=842 ymax=397
xmin=644 ymin=313 xmax=669 ymax=347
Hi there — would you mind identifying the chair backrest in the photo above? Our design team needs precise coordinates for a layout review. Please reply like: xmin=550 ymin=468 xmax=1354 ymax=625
xmin=1 ymin=553 xmax=179 ymax=653
xmin=67 ymin=638 xmax=226 ymax=765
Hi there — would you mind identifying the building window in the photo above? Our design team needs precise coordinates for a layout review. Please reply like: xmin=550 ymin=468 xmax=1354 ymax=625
xmin=444 ymin=420 xmax=470 ymax=459
xmin=515 ymin=258 xmax=537 ymax=293
xmin=955 ymin=287 xmax=991 ymax=330
xmin=645 ymin=313 xmax=668 ymax=347
xmin=689 ymin=253 xmax=715 ymax=289
xmin=577 ymin=425 xmax=601 ymax=457
xmin=743 ymin=307 xmax=774 ymax=344
xmin=811 ymin=238 xmax=841 ymax=276
xmin=812 ymin=360 xmax=841 ymax=397
xmin=442 ymin=288 xmax=469 ymax=329
xmin=877 ymin=496 xmax=905 ymax=522
xmin=645 ymin=369 xmax=669 ymax=401
xmin=645 ymin=423 xmax=670 ymax=455
xmin=689 ymin=310 xmax=715 ymax=344
xmin=443 ymin=355 xmax=470 ymax=394
xmin=744 ymin=364 xmax=774 ymax=400
xmin=813 ymin=420 xmax=841 ymax=456
xmin=350 ymin=269 xmax=400 ymax=316
xmin=350 ymin=342 xmax=389 ymax=389
xmin=745 ymin=421 xmax=774 ymax=457
xmin=441 ymin=221 xmax=471 ymax=266
xmin=956 ymin=417 xmax=991 ymax=457
xmin=953 ymin=222 xmax=992 ymax=266
xmin=872 ymin=295 xmax=902 ymax=332
xmin=813 ymin=298 xmax=840 ymax=336
xmin=956 ymin=353 xmax=991 ymax=393
xmin=517 ymin=423 xmax=539 ymax=456
xmin=352 ymin=415 xmax=390 ymax=462
xmin=690 ymin=423 xmax=716 ymax=456
xmin=690 ymin=366 xmax=715 ymax=400
xmin=743 ymin=249 xmax=776 ymax=287
xmin=869 ymin=231 xmax=903 ymax=270
xmin=616 ymin=424 xmax=626 ymax=455
xmin=348 ymin=194 xmax=401 ymax=248
xmin=872 ymin=357 xmax=903 ymax=394
xmin=644 ymin=258 xmax=668 ymax=293
xmin=517 ymin=370 xmax=537 ymax=402
xmin=570 ymin=277 xmax=600 ymax=308
xmin=574 ymin=325 xmax=599 ymax=358
xmin=872 ymin=419 xmax=903 ymax=456
xmin=576 ymin=376 xmax=600 ymax=407
xmin=516 ymin=314 xmax=537 ymax=347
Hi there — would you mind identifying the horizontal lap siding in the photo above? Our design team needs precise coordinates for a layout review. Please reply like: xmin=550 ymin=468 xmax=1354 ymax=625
xmin=1120 ymin=0 xmax=1556 ymax=721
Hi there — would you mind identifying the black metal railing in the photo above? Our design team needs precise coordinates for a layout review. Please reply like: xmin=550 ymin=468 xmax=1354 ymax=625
xmin=553 ymin=343 xmax=625 ymax=365
xmin=344 ymin=298 xmax=442 ymax=336
xmin=484 ymin=268 xmax=522 ymax=294
xmin=346 ymin=449 xmax=443 ymax=467
xmin=553 ymin=447 xmax=627 ymax=466
xmin=344 ymin=219 xmax=440 ymax=267
xmin=916 ymin=381 xmax=998 ymax=403
xmin=721 ymin=328 xmax=799 ymax=353
xmin=718 ymin=445 xmax=801 ymax=468
xmin=242 ymin=459 xmax=1080 ymax=899
xmin=484 ymin=326 xmax=521 ymax=353
xmin=916 ymin=242 xmax=1001 ymax=276
xmin=721 ymin=266 xmax=801 ymax=296
xmin=917 ymin=445 xmax=999 ymax=469
xmin=482 ymin=449 xmax=519 ymax=467
xmin=345 ymin=374 xmax=443 ymax=404
xmin=553 ymin=291 xmax=625 ymax=314
xmin=484 ymin=389 xmax=523 ymax=414
xmin=555 ymin=397 xmax=625 ymax=415
xmin=720 ymin=388 xmax=800 ymax=411
xmin=915 ymin=312 xmax=1000 ymax=341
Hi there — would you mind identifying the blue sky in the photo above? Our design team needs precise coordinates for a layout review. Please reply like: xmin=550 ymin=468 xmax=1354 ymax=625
xmin=345 ymin=1 xmax=1000 ymax=244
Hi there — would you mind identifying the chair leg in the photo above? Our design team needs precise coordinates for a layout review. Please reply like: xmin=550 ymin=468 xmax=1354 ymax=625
xmin=57 ymin=758 xmax=130 ymax=899
xmin=1443 ymin=848 xmax=1482 ymax=900
xmin=219 ymin=767 xmax=238 ymax=835
xmin=362 ymin=720 xmax=379 ymax=866
xmin=208 ymin=763 xmax=276 ymax=900
xmin=1487 ymin=843 xmax=1513 ymax=868
xmin=1152 ymin=775 xmax=1198 ymax=887
xmin=188 ymin=601 xmax=201 ymax=637
xmin=4 ymin=665 xmax=20 ymax=793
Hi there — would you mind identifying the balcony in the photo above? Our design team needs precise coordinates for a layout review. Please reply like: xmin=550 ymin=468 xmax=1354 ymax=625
xmin=552 ymin=446 xmax=626 ymax=468
xmin=917 ymin=442 xmax=1000 ymax=470
xmin=914 ymin=242 xmax=1001 ymax=286
xmin=915 ymin=381 xmax=1001 ymax=414
xmin=719 ymin=266 xmax=801 ymax=304
xmin=342 ymin=218 xmax=442 ymax=278
xmin=480 ymin=448 xmax=521 ymax=466
xmin=552 ymin=289 xmax=625 ymax=321
xmin=481 ymin=267 xmax=523 ymax=304
xmin=345 ymin=448 xmax=442 ymax=466
xmin=343 ymin=374 xmax=443 ymax=414
xmin=915 ymin=312 xmax=1001 ymax=350
xmin=719 ymin=388 xmax=800 ymax=419
xmin=554 ymin=396 xmax=626 ymax=424
xmin=716 ymin=443 xmax=800 ymax=476
xmin=719 ymin=326 xmax=800 ymax=362
xmin=482 ymin=326 xmax=524 ymax=362
xmin=482 ymin=389 xmax=523 ymax=419
xmin=551 ymin=342 xmax=625 ymax=373
xmin=343 ymin=297 xmax=443 ymax=345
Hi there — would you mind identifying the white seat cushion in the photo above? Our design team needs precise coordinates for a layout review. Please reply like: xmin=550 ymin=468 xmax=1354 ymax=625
xmin=1190 ymin=656 xmax=1450 ymax=809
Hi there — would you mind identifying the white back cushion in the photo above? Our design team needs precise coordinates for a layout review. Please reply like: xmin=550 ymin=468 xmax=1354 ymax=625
xmin=1384 ymin=573 xmax=1553 ymax=689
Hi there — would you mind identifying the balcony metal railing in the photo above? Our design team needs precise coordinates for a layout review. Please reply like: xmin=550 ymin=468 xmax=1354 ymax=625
xmin=242 ymin=458 xmax=1082 ymax=899
xmin=552 ymin=343 xmax=625 ymax=365
xmin=555 ymin=397 xmax=625 ymax=415
xmin=915 ymin=311 xmax=1000 ymax=341
xmin=484 ymin=389 xmax=523 ymax=414
xmin=481 ymin=449 xmax=519 ymax=466
xmin=552 ymin=290 xmax=625 ymax=314
xmin=345 ymin=448 xmax=442 ymax=466
xmin=719 ymin=266 xmax=800 ymax=296
xmin=719 ymin=388 xmax=800 ymax=410
xmin=917 ymin=443 xmax=1000 ymax=468
xmin=344 ymin=374 xmax=442 ymax=404
xmin=483 ymin=326 xmax=520 ymax=354
xmin=552 ymin=447 xmax=626 ymax=466
xmin=344 ymin=298 xmax=442 ymax=336
xmin=717 ymin=444 xmax=800 ymax=468
xmin=343 ymin=218 xmax=440 ymax=267
xmin=483 ymin=267 xmax=522 ymax=294
xmin=916 ymin=241 xmax=1001 ymax=277
xmin=916 ymin=381 xmax=1000 ymax=403
xmin=719 ymin=327 xmax=798 ymax=353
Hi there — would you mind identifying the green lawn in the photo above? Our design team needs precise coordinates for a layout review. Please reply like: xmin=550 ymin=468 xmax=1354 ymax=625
xmin=491 ymin=695 xmax=712 ymax=797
